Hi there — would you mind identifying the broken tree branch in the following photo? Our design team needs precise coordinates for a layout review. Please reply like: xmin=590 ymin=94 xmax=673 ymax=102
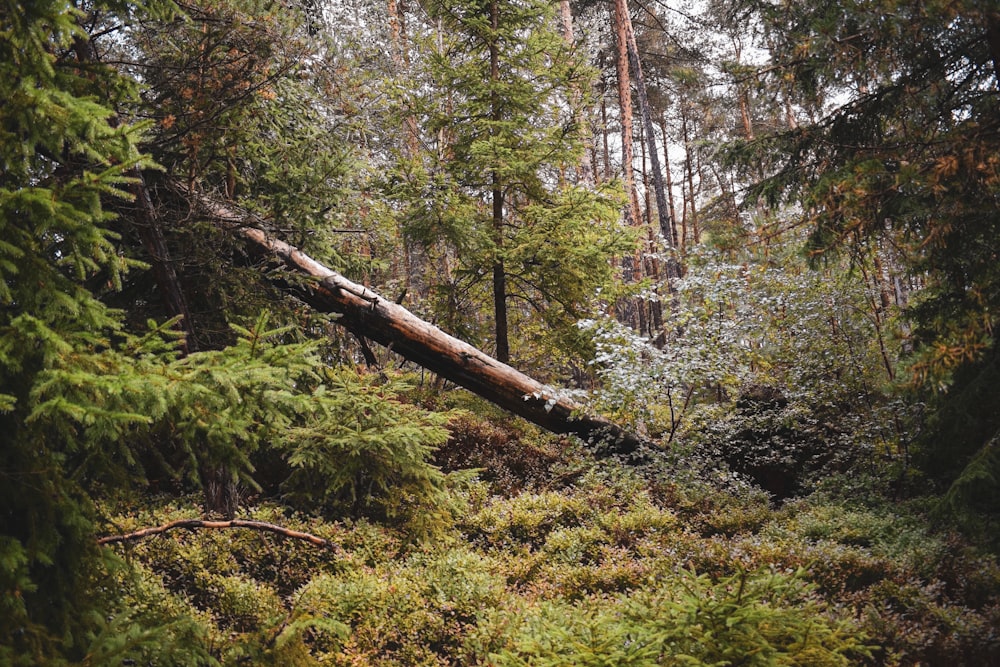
xmin=98 ymin=518 xmax=332 ymax=548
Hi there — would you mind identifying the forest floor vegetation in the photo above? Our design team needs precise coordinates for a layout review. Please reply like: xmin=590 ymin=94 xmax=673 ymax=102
xmin=101 ymin=401 xmax=1000 ymax=666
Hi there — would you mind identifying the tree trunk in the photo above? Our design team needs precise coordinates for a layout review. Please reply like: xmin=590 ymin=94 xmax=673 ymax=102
xmin=600 ymin=86 xmax=612 ymax=183
xmin=637 ymin=124 xmax=664 ymax=339
xmin=681 ymin=106 xmax=699 ymax=244
xmin=612 ymin=0 xmax=642 ymax=227
xmin=615 ymin=0 xmax=678 ymax=291
xmin=658 ymin=112 xmax=679 ymax=250
xmin=621 ymin=10 xmax=676 ymax=256
xmin=388 ymin=0 xmax=419 ymax=156
xmin=560 ymin=0 xmax=593 ymax=184
xmin=492 ymin=247 xmax=510 ymax=363
xmin=190 ymin=190 xmax=650 ymax=458
xmin=387 ymin=0 xmax=428 ymax=301
xmin=490 ymin=0 xmax=510 ymax=363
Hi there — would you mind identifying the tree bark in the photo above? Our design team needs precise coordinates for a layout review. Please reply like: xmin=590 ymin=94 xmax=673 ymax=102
xmin=600 ymin=86 xmax=612 ymax=182
xmin=621 ymin=10 xmax=676 ymax=257
xmin=388 ymin=0 xmax=419 ymax=156
xmin=681 ymin=104 xmax=699 ymax=245
xmin=658 ymin=112 xmax=679 ymax=249
xmin=191 ymin=190 xmax=650 ymax=459
xmin=490 ymin=0 xmax=511 ymax=363
xmin=612 ymin=0 xmax=642 ymax=228
xmin=559 ymin=0 xmax=593 ymax=184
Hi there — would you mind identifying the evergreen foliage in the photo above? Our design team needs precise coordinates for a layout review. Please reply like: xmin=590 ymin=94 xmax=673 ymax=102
xmin=387 ymin=0 xmax=634 ymax=363
xmin=720 ymin=0 xmax=1000 ymax=510
xmin=0 ymin=1 xmax=457 ymax=659
xmin=490 ymin=567 xmax=872 ymax=666
xmin=85 ymin=460 xmax=1000 ymax=664
xmin=0 ymin=0 xmax=173 ymax=656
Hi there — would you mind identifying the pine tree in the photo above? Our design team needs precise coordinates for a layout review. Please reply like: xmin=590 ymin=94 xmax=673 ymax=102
xmin=392 ymin=0 xmax=634 ymax=366
xmin=0 ymin=0 xmax=180 ymax=657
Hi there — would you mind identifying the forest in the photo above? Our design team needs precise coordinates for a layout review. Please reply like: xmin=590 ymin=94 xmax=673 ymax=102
xmin=2 ymin=0 xmax=999 ymax=663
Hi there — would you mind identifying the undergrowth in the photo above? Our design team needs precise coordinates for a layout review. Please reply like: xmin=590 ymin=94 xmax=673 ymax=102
xmin=99 ymin=406 xmax=1000 ymax=666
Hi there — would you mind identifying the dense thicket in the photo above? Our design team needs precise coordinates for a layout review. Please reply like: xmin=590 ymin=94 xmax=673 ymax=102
xmin=721 ymin=0 xmax=1000 ymax=521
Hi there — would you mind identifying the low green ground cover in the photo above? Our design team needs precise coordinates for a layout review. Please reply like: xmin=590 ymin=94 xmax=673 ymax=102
xmin=100 ymin=414 xmax=1000 ymax=666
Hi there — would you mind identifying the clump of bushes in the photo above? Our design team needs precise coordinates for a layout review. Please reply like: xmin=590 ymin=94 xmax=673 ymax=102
xmin=678 ymin=383 xmax=862 ymax=499
xmin=478 ymin=567 xmax=872 ymax=666
xmin=435 ymin=411 xmax=568 ymax=494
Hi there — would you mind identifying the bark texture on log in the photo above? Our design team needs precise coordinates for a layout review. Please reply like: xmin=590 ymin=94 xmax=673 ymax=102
xmin=192 ymin=192 xmax=650 ymax=458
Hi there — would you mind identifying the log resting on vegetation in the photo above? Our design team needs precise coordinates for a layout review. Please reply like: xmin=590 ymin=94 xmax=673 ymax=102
xmin=192 ymin=190 xmax=650 ymax=458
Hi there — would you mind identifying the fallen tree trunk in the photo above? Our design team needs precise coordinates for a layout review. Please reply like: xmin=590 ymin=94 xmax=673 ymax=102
xmin=192 ymin=191 xmax=650 ymax=458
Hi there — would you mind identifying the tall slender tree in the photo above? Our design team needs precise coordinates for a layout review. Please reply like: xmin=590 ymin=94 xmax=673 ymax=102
xmin=612 ymin=0 xmax=643 ymax=230
xmin=617 ymin=0 xmax=676 ymax=259
xmin=397 ymin=0 xmax=633 ymax=365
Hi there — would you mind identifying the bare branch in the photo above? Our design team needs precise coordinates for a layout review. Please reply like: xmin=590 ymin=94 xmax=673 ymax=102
xmin=98 ymin=518 xmax=332 ymax=549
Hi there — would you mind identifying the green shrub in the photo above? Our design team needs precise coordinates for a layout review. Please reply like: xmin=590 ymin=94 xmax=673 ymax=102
xmin=698 ymin=492 xmax=774 ymax=537
xmin=88 ymin=561 xmax=217 ymax=667
xmin=627 ymin=567 xmax=874 ymax=666
xmin=862 ymin=578 xmax=1000 ymax=666
xmin=279 ymin=369 xmax=462 ymax=533
xmin=597 ymin=498 xmax=678 ymax=546
xmin=293 ymin=545 xmax=506 ymax=664
xmin=97 ymin=454 xmax=999 ymax=665
xmin=205 ymin=573 xmax=282 ymax=632
xmin=483 ymin=567 xmax=872 ymax=666
xmin=435 ymin=411 xmax=565 ymax=494
xmin=465 ymin=490 xmax=589 ymax=549
xmin=483 ymin=598 xmax=661 ymax=666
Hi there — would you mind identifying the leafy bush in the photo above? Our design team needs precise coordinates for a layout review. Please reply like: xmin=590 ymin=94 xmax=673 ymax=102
xmin=83 ymin=562 xmax=217 ymax=667
xmin=678 ymin=384 xmax=860 ymax=499
xmin=630 ymin=567 xmax=873 ymax=666
xmin=581 ymin=247 xmax=910 ymax=500
xmin=464 ymin=490 xmax=590 ymax=550
xmin=435 ymin=410 xmax=567 ymax=494
xmin=861 ymin=578 xmax=1000 ymax=666
xmin=98 ymin=466 xmax=1000 ymax=665
xmin=482 ymin=598 xmax=662 ymax=666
